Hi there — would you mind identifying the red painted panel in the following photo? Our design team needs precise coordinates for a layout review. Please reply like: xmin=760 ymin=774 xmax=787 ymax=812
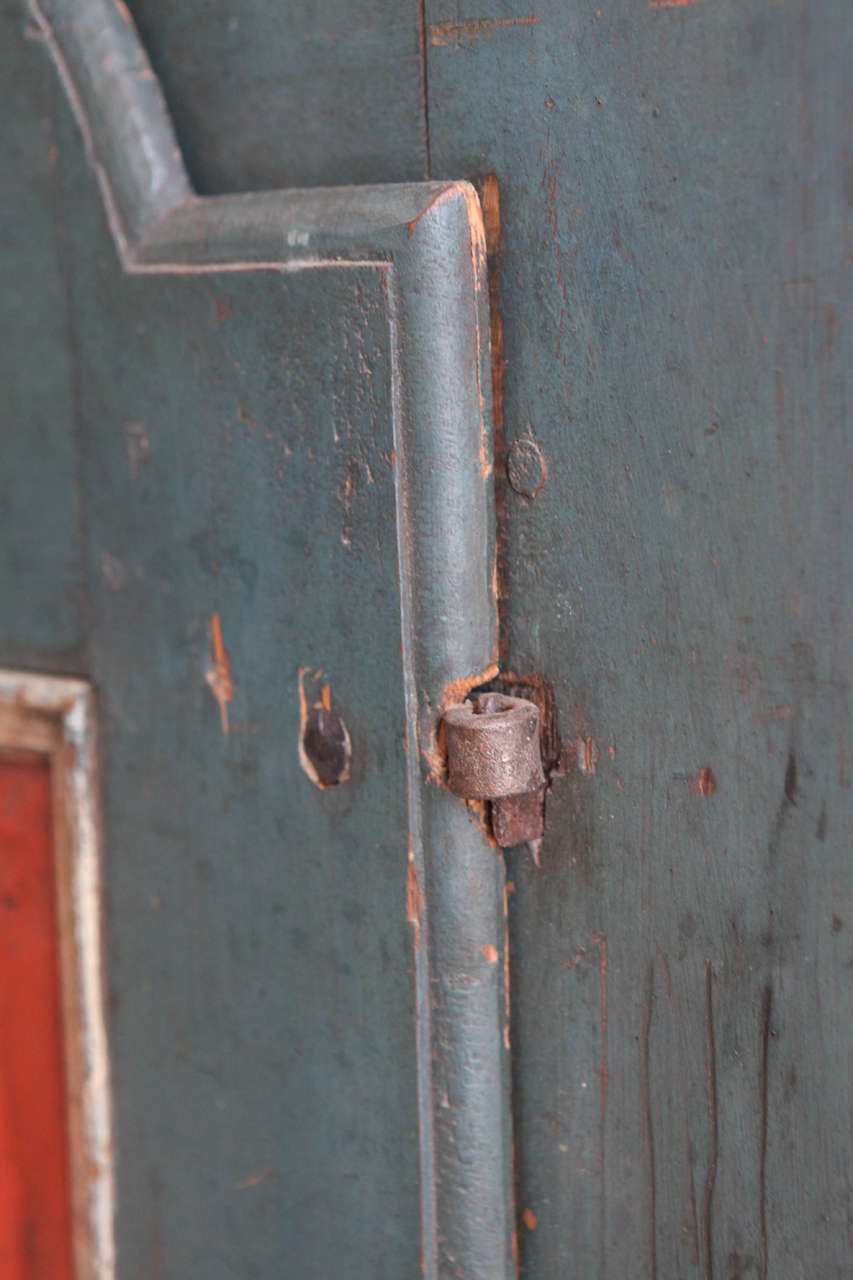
xmin=0 ymin=756 xmax=74 ymax=1280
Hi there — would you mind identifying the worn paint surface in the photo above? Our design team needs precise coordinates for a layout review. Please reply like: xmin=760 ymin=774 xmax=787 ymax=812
xmin=72 ymin=261 xmax=423 ymax=1275
xmin=2 ymin=0 xmax=850 ymax=1276
xmin=3 ymin=0 xmax=513 ymax=1273
xmin=425 ymin=0 xmax=852 ymax=1275
xmin=0 ymin=755 xmax=74 ymax=1279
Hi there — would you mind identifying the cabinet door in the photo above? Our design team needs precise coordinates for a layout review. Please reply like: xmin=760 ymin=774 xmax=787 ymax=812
xmin=2 ymin=2 xmax=512 ymax=1276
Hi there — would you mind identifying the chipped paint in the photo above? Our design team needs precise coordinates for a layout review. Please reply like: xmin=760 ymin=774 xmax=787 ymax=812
xmin=576 ymin=734 xmax=599 ymax=776
xmin=407 ymin=847 xmax=424 ymax=949
xmin=440 ymin=662 xmax=500 ymax=711
xmin=235 ymin=1168 xmax=277 ymax=1190
xmin=297 ymin=667 xmax=351 ymax=789
xmin=426 ymin=16 xmax=539 ymax=46
xmin=205 ymin=612 xmax=234 ymax=735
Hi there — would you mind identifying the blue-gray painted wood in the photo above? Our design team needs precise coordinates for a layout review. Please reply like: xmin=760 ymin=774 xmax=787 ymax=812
xmin=0 ymin=4 xmax=84 ymax=671
xmin=126 ymin=0 xmax=429 ymax=193
xmin=4 ymin=0 xmax=849 ymax=1275
xmin=425 ymin=1 xmax=852 ymax=1276
xmin=11 ymin=1 xmax=514 ymax=1276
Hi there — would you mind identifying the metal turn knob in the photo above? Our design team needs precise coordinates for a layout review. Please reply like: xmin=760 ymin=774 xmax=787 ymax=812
xmin=443 ymin=693 xmax=545 ymax=849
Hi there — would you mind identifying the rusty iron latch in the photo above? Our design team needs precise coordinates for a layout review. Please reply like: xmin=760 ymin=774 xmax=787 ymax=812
xmin=443 ymin=692 xmax=546 ymax=851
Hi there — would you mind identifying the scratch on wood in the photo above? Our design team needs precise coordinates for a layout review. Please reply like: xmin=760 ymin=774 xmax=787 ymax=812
xmin=577 ymin=735 xmax=599 ymax=775
xmin=702 ymin=959 xmax=718 ymax=1280
xmin=235 ymin=1167 xmax=276 ymax=1190
xmin=426 ymin=16 xmax=539 ymax=46
xmin=406 ymin=845 xmax=423 ymax=950
xmin=205 ymin=612 xmax=233 ymax=735
xmin=759 ymin=986 xmax=772 ymax=1279
xmin=642 ymin=958 xmax=658 ymax=1280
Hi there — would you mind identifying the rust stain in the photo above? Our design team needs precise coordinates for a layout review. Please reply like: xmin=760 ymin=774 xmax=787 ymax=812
xmin=321 ymin=684 xmax=331 ymax=712
xmin=479 ymin=943 xmax=499 ymax=964
xmin=214 ymin=297 xmax=231 ymax=322
xmin=523 ymin=1208 xmax=538 ymax=1231
xmin=649 ymin=0 xmax=712 ymax=7
xmin=427 ymin=16 xmax=539 ymax=46
xmin=406 ymin=846 xmax=423 ymax=950
xmin=696 ymin=766 xmax=716 ymax=796
xmin=205 ymin=612 xmax=234 ymax=735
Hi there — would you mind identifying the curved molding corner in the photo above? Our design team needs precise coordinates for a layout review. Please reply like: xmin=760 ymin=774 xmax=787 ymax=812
xmin=27 ymin=3 xmax=511 ymax=1276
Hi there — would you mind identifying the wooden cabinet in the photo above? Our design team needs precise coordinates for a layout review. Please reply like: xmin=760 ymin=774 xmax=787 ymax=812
xmin=1 ymin=1 xmax=849 ymax=1275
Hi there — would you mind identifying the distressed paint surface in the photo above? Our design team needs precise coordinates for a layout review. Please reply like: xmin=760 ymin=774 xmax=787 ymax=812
xmin=4 ymin=0 xmax=515 ymax=1271
xmin=63 ymin=254 xmax=424 ymax=1275
xmin=425 ymin=0 xmax=852 ymax=1275
xmin=2 ymin=0 xmax=850 ymax=1276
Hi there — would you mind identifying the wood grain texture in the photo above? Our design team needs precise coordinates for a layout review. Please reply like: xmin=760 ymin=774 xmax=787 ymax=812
xmin=425 ymin=0 xmax=852 ymax=1275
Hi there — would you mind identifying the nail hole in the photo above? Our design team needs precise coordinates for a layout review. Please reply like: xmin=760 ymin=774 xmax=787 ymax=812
xmin=300 ymin=706 xmax=351 ymax=787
